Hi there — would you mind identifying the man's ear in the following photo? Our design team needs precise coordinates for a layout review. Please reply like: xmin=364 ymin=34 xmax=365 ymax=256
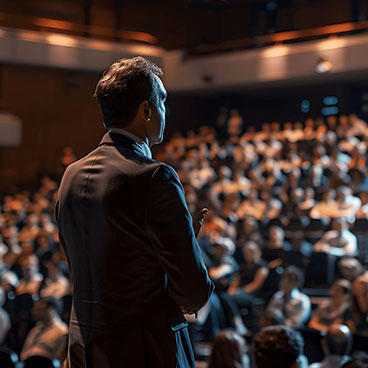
xmin=138 ymin=100 xmax=152 ymax=122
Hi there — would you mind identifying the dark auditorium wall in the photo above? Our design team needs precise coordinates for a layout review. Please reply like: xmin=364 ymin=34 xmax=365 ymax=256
xmin=0 ymin=64 xmax=105 ymax=191
xmin=0 ymin=64 xmax=208 ymax=192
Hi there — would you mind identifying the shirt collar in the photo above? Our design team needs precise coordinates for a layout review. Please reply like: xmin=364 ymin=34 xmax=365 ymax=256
xmin=108 ymin=128 xmax=152 ymax=159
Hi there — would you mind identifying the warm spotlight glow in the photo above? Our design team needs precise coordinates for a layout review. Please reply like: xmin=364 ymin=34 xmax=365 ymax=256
xmin=316 ymin=35 xmax=347 ymax=50
xmin=46 ymin=34 xmax=78 ymax=47
xmin=261 ymin=43 xmax=289 ymax=58
xmin=315 ymin=58 xmax=332 ymax=73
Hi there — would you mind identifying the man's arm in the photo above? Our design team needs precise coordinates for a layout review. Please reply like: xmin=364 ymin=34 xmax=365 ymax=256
xmin=146 ymin=164 xmax=214 ymax=312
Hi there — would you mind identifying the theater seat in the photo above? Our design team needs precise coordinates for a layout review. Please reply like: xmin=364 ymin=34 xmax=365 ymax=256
xmin=24 ymin=356 xmax=61 ymax=368
xmin=0 ymin=346 xmax=18 ymax=368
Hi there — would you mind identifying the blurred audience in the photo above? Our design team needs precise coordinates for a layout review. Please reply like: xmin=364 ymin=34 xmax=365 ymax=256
xmin=266 ymin=266 xmax=311 ymax=328
xmin=20 ymin=296 xmax=68 ymax=364
xmin=253 ymin=325 xmax=305 ymax=368
xmin=208 ymin=329 xmax=249 ymax=368
xmin=310 ymin=324 xmax=352 ymax=368
xmin=1 ymin=111 xmax=368 ymax=364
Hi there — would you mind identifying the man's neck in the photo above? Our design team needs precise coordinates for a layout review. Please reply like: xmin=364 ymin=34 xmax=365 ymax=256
xmin=113 ymin=124 xmax=150 ymax=147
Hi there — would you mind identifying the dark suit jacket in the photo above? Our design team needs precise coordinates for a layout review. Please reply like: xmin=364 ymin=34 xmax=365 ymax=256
xmin=56 ymin=132 xmax=214 ymax=367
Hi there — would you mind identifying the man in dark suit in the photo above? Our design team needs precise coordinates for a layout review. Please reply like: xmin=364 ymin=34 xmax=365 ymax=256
xmin=56 ymin=57 xmax=214 ymax=367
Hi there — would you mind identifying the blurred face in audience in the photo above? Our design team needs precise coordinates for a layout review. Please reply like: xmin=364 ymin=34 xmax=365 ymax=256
xmin=242 ymin=242 xmax=261 ymax=263
xmin=338 ymin=258 xmax=363 ymax=282
xmin=21 ymin=257 xmax=38 ymax=279
xmin=280 ymin=273 xmax=297 ymax=294
xmin=330 ymin=280 xmax=351 ymax=305
xmin=213 ymin=244 xmax=227 ymax=261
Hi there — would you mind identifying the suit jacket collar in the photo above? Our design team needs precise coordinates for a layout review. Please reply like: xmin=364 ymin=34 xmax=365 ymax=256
xmin=99 ymin=132 xmax=152 ymax=159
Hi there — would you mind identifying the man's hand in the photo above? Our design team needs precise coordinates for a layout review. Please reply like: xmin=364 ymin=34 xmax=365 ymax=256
xmin=193 ymin=208 xmax=208 ymax=238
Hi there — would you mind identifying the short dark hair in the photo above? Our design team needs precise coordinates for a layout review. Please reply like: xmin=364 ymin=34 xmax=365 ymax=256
xmin=282 ymin=266 xmax=305 ymax=289
xmin=94 ymin=56 xmax=163 ymax=127
xmin=325 ymin=324 xmax=352 ymax=356
xmin=254 ymin=325 xmax=303 ymax=368
xmin=208 ymin=329 xmax=246 ymax=368
xmin=39 ymin=296 xmax=63 ymax=316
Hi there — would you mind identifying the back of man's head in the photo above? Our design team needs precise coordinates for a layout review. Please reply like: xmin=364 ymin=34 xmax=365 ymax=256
xmin=254 ymin=325 xmax=303 ymax=368
xmin=94 ymin=56 xmax=163 ymax=128
xmin=325 ymin=324 xmax=352 ymax=356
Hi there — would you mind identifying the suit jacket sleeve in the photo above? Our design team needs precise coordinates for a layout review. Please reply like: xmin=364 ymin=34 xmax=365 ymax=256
xmin=146 ymin=164 xmax=214 ymax=311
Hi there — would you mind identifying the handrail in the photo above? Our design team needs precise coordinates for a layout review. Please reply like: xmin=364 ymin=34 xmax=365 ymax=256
xmin=0 ymin=12 xmax=158 ymax=45
xmin=187 ymin=20 xmax=368 ymax=56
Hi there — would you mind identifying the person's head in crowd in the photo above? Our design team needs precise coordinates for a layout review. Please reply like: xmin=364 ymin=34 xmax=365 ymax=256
xmin=259 ymin=310 xmax=285 ymax=329
xmin=241 ymin=241 xmax=262 ymax=264
xmin=336 ymin=186 xmax=351 ymax=202
xmin=242 ymin=217 xmax=258 ymax=234
xmin=32 ymin=296 xmax=63 ymax=323
xmin=311 ymin=164 xmax=323 ymax=180
xmin=218 ymin=166 xmax=232 ymax=181
xmin=327 ymin=115 xmax=337 ymax=129
xmin=284 ymin=122 xmax=293 ymax=132
xmin=338 ymin=257 xmax=364 ymax=282
xmin=35 ymin=235 xmax=50 ymax=255
xmin=271 ymin=121 xmax=280 ymax=133
xmin=294 ymin=121 xmax=303 ymax=131
xmin=324 ymin=324 xmax=352 ymax=357
xmin=94 ymin=56 xmax=166 ymax=147
xmin=208 ymin=329 xmax=248 ymax=368
xmin=44 ymin=260 xmax=61 ymax=280
xmin=358 ymin=191 xmax=368 ymax=205
xmin=268 ymin=226 xmax=284 ymax=249
xmin=253 ymin=325 xmax=304 ymax=368
xmin=20 ymin=241 xmax=34 ymax=257
xmin=280 ymin=266 xmax=304 ymax=294
xmin=223 ymin=192 xmax=241 ymax=212
xmin=20 ymin=256 xmax=39 ymax=280
xmin=290 ymin=187 xmax=304 ymax=204
xmin=329 ymin=279 xmax=352 ymax=305
xmin=323 ymin=189 xmax=336 ymax=202
xmin=326 ymin=130 xmax=337 ymax=146
xmin=247 ymin=189 xmax=259 ymax=203
xmin=184 ymin=184 xmax=198 ymax=215
xmin=213 ymin=237 xmax=235 ymax=261
xmin=342 ymin=352 xmax=368 ymax=368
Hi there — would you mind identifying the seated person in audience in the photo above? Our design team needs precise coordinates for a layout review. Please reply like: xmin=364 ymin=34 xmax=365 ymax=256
xmin=351 ymin=267 xmax=368 ymax=335
xmin=236 ymin=190 xmax=266 ymax=221
xmin=308 ymin=279 xmax=355 ymax=333
xmin=299 ymin=187 xmax=317 ymax=216
xmin=236 ymin=217 xmax=264 ymax=249
xmin=213 ymin=166 xmax=233 ymax=197
xmin=208 ymin=329 xmax=249 ymax=368
xmin=258 ymin=310 xmax=285 ymax=329
xmin=228 ymin=241 xmax=269 ymax=298
xmin=310 ymin=189 xmax=338 ymax=219
xmin=259 ymin=190 xmax=282 ymax=224
xmin=208 ymin=237 xmax=238 ymax=293
xmin=262 ymin=226 xmax=291 ymax=269
xmin=15 ymin=256 xmax=43 ymax=296
xmin=0 ymin=286 xmax=10 ymax=344
xmin=39 ymin=260 xmax=72 ymax=299
xmin=253 ymin=325 xmax=305 ymax=368
xmin=355 ymin=191 xmax=368 ymax=219
xmin=20 ymin=296 xmax=68 ymax=364
xmin=335 ymin=186 xmax=361 ymax=223
xmin=338 ymin=256 xmax=365 ymax=283
xmin=266 ymin=266 xmax=311 ymax=328
xmin=310 ymin=324 xmax=352 ymax=368
xmin=313 ymin=219 xmax=357 ymax=256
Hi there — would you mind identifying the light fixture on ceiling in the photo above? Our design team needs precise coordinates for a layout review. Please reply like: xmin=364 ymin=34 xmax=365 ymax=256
xmin=315 ymin=57 xmax=332 ymax=73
